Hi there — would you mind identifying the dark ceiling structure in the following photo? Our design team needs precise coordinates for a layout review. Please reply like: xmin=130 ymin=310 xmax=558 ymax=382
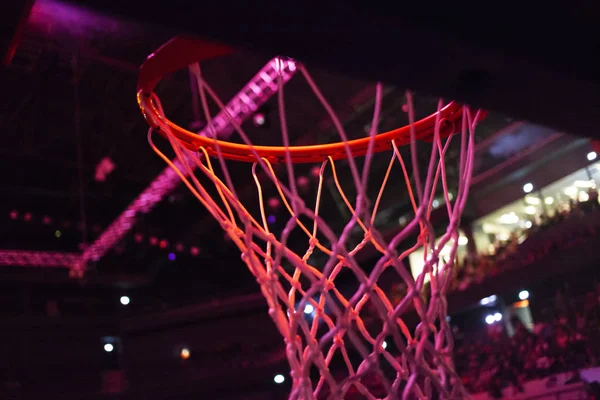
xmin=69 ymin=0 xmax=600 ymax=138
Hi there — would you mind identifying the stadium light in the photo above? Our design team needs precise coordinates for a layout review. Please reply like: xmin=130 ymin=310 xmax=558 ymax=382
xmin=274 ymin=374 xmax=285 ymax=384
xmin=523 ymin=183 xmax=534 ymax=193
xmin=485 ymin=315 xmax=495 ymax=325
xmin=480 ymin=294 xmax=497 ymax=306
xmin=518 ymin=290 xmax=529 ymax=300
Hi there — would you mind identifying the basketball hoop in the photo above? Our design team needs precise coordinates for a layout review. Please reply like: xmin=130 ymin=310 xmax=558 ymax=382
xmin=138 ymin=36 xmax=484 ymax=399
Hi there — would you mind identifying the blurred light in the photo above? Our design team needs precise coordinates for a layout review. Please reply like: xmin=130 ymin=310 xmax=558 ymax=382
xmin=134 ymin=233 xmax=144 ymax=243
xmin=498 ymin=212 xmax=519 ymax=224
xmin=104 ymin=343 xmax=114 ymax=352
xmin=382 ymin=341 xmax=388 ymax=349
xmin=23 ymin=212 xmax=32 ymax=222
xmin=149 ymin=237 xmax=158 ymax=246
xmin=297 ymin=176 xmax=310 ymax=189
xmin=446 ymin=315 xmax=452 ymax=322
xmin=525 ymin=220 xmax=533 ymax=229
xmin=159 ymin=240 xmax=168 ymax=249
xmin=525 ymin=196 xmax=541 ymax=205
xmin=304 ymin=304 xmax=314 ymax=314
xmin=310 ymin=165 xmax=321 ymax=178
xmin=485 ymin=315 xmax=495 ymax=325
xmin=267 ymin=215 xmax=276 ymax=225
xmin=432 ymin=199 xmax=440 ymax=208
xmin=175 ymin=243 xmax=184 ymax=252
xmin=494 ymin=312 xmax=503 ymax=322
xmin=168 ymin=253 xmax=176 ymax=261
xmin=9 ymin=210 xmax=18 ymax=220
xmin=253 ymin=113 xmax=266 ymax=126
xmin=398 ymin=216 xmax=408 ymax=225
xmin=120 ymin=296 xmax=130 ymax=305
xmin=525 ymin=206 xmax=537 ymax=215
xmin=448 ymin=192 xmax=454 ymax=201
xmin=180 ymin=348 xmax=190 ymax=360
xmin=564 ymin=187 xmax=578 ymax=197
xmin=496 ymin=232 xmax=510 ymax=241
xmin=579 ymin=191 xmax=590 ymax=202
xmin=287 ymin=60 xmax=297 ymax=71
xmin=42 ymin=216 xmax=52 ymax=224
xmin=523 ymin=183 xmax=534 ymax=193
xmin=267 ymin=197 xmax=280 ymax=209
xmin=574 ymin=180 xmax=596 ymax=188
xmin=514 ymin=299 xmax=530 ymax=308
xmin=544 ymin=197 xmax=554 ymax=205
xmin=588 ymin=151 xmax=597 ymax=161
xmin=55 ymin=230 xmax=62 ymax=238
xmin=480 ymin=294 xmax=497 ymax=306
xmin=190 ymin=247 xmax=200 ymax=256
xmin=274 ymin=374 xmax=285 ymax=384
xmin=458 ymin=236 xmax=468 ymax=246
xmin=519 ymin=290 xmax=529 ymax=300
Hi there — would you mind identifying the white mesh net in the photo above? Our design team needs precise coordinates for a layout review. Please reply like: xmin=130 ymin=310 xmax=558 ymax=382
xmin=139 ymin=57 xmax=482 ymax=399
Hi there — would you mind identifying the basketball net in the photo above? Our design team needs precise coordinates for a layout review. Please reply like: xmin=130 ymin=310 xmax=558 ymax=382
xmin=139 ymin=56 xmax=481 ymax=399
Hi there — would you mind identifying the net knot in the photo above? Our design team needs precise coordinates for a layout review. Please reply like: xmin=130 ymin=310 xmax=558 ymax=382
xmin=333 ymin=334 xmax=345 ymax=347
xmin=323 ymin=279 xmax=335 ymax=292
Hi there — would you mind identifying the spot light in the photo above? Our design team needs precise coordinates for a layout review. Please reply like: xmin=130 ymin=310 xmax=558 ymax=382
xmin=120 ymin=296 xmax=130 ymax=305
xmin=304 ymin=304 xmax=314 ymax=314
xmin=519 ymin=290 xmax=529 ymax=300
xmin=168 ymin=252 xmax=176 ymax=261
xmin=382 ymin=341 xmax=388 ymax=350
xmin=523 ymin=183 xmax=534 ymax=193
xmin=55 ymin=230 xmax=62 ymax=238
xmin=253 ymin=113 xmax=266 ymax=127
xmin=588 ymin=151 xmax=597 ymax=161
xmin=180 ymin=348 xmax=190 ymax=360
xmin=104 ymin=343 xmax=114 ymax=352
xmin=274 ymin=374 xmax=285 ymax=384
xmin=480 ymin=294 xmax=497 ymax=306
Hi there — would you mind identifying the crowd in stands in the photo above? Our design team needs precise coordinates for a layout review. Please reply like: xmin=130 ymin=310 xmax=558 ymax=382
xmin=453 ymin=281 xmax=600 ymax=398
xmin=452 ymin=192 xmax=600 ymax=292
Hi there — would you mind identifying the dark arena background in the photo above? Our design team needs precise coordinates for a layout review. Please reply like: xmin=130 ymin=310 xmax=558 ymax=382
xmin=2 ymin=1 xmax=600 ymax=399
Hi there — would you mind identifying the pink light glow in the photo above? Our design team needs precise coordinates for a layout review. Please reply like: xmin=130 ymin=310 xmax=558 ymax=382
xmin=9 ymin=210 xmax=18 ymax=220
xmin=190 ymin=247 xmax=200 ymax=256
xmin=81 ymin=57 xmax=297 ymax=267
